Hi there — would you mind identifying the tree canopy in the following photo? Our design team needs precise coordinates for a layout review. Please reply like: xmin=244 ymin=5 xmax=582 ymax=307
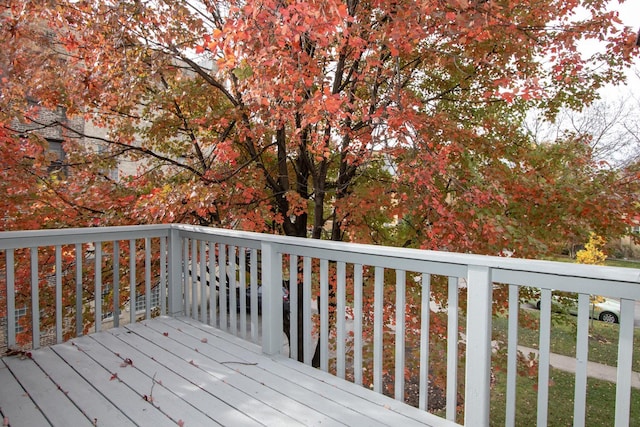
xmin=1 ymin=0 xmax=638 ymax=255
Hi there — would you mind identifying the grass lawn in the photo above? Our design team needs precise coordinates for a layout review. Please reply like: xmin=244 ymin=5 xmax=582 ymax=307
xmin=490 ymin=368 xmax=640 ymax=426
xmin=490 ymin=309 xmax=640 ymax=424
xmin=493 ymin=309 xmax=640 ymax=372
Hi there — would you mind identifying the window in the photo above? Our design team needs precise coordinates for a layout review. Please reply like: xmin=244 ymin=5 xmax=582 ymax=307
xmin=15 ymin=306 xmax=27 ymax=333
xmin=46 ymin=139 xmax=66 ymax=176
xmin=135 ymin=285 xmax=161 ymax=313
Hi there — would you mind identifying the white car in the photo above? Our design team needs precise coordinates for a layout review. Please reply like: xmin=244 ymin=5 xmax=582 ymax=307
xmin=530 ymin=295 xmax=620 ymax=323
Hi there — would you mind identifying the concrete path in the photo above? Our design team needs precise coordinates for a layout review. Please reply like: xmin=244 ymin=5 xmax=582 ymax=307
xmin=518 ymin=346 xmax=640 ymax=389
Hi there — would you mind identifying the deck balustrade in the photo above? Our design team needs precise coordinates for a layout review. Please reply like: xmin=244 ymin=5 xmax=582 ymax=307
xmin=1 ymin=224 xmax=639 ymax=426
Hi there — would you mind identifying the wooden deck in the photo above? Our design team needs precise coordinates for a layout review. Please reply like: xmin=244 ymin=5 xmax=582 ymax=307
xmin=0 ymin=316 xmax=452 ymax=427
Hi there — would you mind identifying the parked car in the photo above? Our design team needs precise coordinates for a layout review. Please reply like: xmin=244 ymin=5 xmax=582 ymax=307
xmin=529 ymin=294 xmax=620 ymax=323
xmin=227 ymin=284 xmax=290 ymax=316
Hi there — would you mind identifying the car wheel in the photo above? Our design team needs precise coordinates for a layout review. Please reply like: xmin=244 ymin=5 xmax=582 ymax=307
xmin=536 ymin=300 xmax=541 ymax=310
xmin=599 ymin=312 xmax=618 ymax=324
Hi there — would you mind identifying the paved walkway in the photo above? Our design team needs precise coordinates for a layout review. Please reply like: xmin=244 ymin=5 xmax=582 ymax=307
xmin=518 ymin=346 xmax=640 ymax=389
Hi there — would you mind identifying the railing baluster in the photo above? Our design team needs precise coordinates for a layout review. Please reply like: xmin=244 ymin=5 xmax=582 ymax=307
xmin=573 ymin=293 xmax=590 ymax=427
xmin=191 ymin=239 xmax=198 ymax=320
xmin=615 ymin=298 xmax=635 ymax=427
xmin=320 ymin=258 xmax=329 ymax=372
xmin=239 ymin=247 xmax=247 ymax=338
xmin=446 ymin=276 xmax=459 ymax=421
xmin=336 ymin=261 xmax=346 ymax=379
xmin=75 ymin=244 xmax=82 ymax=336
xmin=55 ymin=245 xmax=62 ymax=343
xmin=200 ymin=240 xmax=207 ymax=324
xmin=219 ymin=243 xmax=227 ymax=330
xmin=505 ymin=284 xmax=519 ymax=427
xmin=537 ymin=287 xmax=552 ymax=426
xmin=373 ymin=266 xmax=384 ymax=393
xmin=30 ymin=247 xmax=40 ymax=349
xmin=418 ymin=273 xmax=430 ymax=411
xmin=250 ymin=248 xmax=258 ymax=342
xmin=395 ymin=269 xmax=406 ymax=401
xmin=113 ymin=241 xmax=120 ymax=328
xmin=209 ymin=241 xmax=217 ymax=327
xmin=159 ymin=237 xmax=166 ymax=316
xmin=289 ymin=254 xmax=298 ymax=359
xmin=6 ymin=249 xmax=16 ymax=348
xmin=130 ymin=239 xmax=137 ymax=324
xmin=94 ymin=242 xmax=102 ymax=333
xmin=353 ymin=263 xmax=363 ymax=386
xmin=229 ymin=245 xmax=238 ymax=334
xmin=303 ymin=256 xmax=312 ymax=364
xmin=168 ymin=229 xmax=183 ymax=317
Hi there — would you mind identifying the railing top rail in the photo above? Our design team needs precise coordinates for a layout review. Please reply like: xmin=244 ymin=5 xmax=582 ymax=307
xmin=1 ymin=223 xmax=638 ymax=286
xmin=173 ymin=224 xmax=640 ymax=285
xmin=0 ymin=224 xmax=171 ymax=250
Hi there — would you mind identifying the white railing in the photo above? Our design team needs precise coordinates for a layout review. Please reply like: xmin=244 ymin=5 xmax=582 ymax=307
xmin=1 ymin=224 xmax=639 ymax=426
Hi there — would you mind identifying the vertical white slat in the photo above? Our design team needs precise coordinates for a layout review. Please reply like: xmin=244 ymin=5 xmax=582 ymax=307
xmin=615 ymin=298 xmax=635 ymax=427
xmin=260 ymin=241 xmax=282 ymax=355
xmin=353 ymin=263 xmax=364 ymax=386
xmin=113 ymin=241 xmax=120 ymax=328
xmin=130 ymin=239 xmax=137 ymax=324
xmin=537 ymin=288 xmax=552 ymax=427
xmin=219 ymin=243 xmax=227 ymax=330
xmin=145 ymin=238 xmax=152 ymax=320
xmin=182 ymin=237 xmax=190 ymax=317
xmin=240 ymin=247 xmax=248 ymax=338
xmin=229 ymin=245 xmax=238 ymax=334
xmin=209 ymin=242 xmax=218 ymax=327
xmin=200 ymin=240 xmax=207 ymax=324
xmin=505 ymin=284 xmax=519 ymax=427
xmin=191 ymin=239 xmax=198 ymax=320
xmin=167 ymin=228 xmax=183 ymax=317
xmin=250 ymin=248 xmax=258 ymax=342
xmin=6 ymin=249 xmax=16 ymax=348
xmin=463 ymin=265 xmax=493 ymax=427
xmin=395 ymin=269 xmax=406 ymax=401
xmin=419 ymin=273 xmax=431 ymax=411
xmin=159 ymin=237 xmax=167 ymax=316
xmin=94 ymin=242 xmax=102 ymax=333
xmin=573 ymin=293 xmax=590 ymax=427
xmin=55 ymin=245 xmax=63 ymax=344
xmin=75 ymin=244 xmax=83 ymax=337
xmin=303 ymin=256 xmax=312 ymax=364
xmin=336 ymin=261 xmax=346 ymax=379
xmin=289 ymin=254 xmax=298 ymax=360
xmin=373 ymin=266 xmax=384 ymax=394
xmin=31 ymin=247 xmax=40 ymax=349
xmin=320 ymin=258 xmax=329 ymax=372
xmin=446 ymin=276 xmax=459 ymax=421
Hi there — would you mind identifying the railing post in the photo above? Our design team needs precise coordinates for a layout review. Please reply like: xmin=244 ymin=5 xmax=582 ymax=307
xmin=167 ymin=227 xmax=184 ymax=317
xmin=261 ymin=241 xmax=282 ymax=355
xmin=464 ymin=265 xmax=492 ymax=427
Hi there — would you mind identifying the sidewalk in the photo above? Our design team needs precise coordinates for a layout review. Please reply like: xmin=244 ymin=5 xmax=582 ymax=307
xmin=518 ymin=346 xmax=640 ymax=389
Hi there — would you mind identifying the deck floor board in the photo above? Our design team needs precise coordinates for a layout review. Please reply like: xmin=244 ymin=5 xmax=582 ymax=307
xmin=1 ymin=316 xmax=454 ymax=427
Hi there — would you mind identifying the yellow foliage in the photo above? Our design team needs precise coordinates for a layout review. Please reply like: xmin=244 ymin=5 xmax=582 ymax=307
xmin=576 ymin=233 xmax=607 ymax=265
